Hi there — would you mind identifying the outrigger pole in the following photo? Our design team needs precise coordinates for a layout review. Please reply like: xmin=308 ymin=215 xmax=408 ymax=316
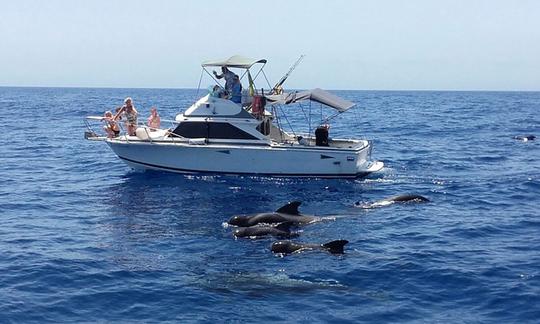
xmin=271 ymin=54 xmax=305 ymax=94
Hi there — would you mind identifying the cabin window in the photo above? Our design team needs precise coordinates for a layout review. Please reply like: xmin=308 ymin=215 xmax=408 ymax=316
xmin=172 ymin=122 xmax=258 ymax=140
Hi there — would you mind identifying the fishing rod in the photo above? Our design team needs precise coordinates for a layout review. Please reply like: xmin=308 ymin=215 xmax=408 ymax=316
xmin=271 ymin=54 xmax=305 ymax=94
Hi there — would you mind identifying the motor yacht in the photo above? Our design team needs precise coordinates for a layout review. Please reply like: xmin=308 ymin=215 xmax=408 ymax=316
xmin=85 ymin=55 xmax=383 ymax=178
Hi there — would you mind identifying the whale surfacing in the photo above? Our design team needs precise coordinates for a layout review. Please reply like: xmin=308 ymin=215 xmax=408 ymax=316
xmin=271 ymin=240 xmax=349 ymax=255
xmin=514 ymin=135 xmax=536 ymax=142
xmin=388 ymin=194 xmax=429 ymax=203
xmin=233 ymin=222 xmax=298 ymax=239
xmin=355 ymin=194 xmax=429 ymax=209
xmin=228 ymin=201 xmax=322 ymax=227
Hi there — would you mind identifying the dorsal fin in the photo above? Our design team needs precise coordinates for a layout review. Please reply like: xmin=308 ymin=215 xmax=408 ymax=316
xmin=275 ymin=201 xmax=301 ymax=215
xmin=275 ymin=221 xmax=294 ymax=232
xmin=322 ymin=240 xmax=349 ymax=254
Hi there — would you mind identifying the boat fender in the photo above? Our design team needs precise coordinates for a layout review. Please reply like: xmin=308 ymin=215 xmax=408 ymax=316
xmin=135 ymin=127 xmax=150 ymax=140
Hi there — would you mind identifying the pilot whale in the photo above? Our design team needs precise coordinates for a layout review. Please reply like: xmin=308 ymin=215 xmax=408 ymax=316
xmin=514 ymin=135 xmax=536 ymax=142
xmin=355 ymin=194 xmax=429 ymax=209
xmin=233 ymin=222 xmax=298 ymax=239
xmin=271 ymin=240 xmax=349 ymax=255
xmin=228 ymin=201 xmax=327 ymax=227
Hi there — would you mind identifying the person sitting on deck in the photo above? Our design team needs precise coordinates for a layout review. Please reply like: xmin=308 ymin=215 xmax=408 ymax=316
xmin=210 ymin=85 xmax=228 ymax=99
xmin=230 ymin=74 xmax=242 ymax=104
xmin=213 ymin=66 xmax=236 ymax=93
xmin=102 ymin=110 xmax=120 ymax=138
xmin=147 ymin=107 xmax=161 ymax=130
xmin=210 ymin=85 xmax=220 ymax=97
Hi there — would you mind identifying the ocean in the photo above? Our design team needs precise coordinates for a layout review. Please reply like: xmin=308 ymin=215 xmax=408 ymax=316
xmin=0 ymin=87 xmax=539 ymax=322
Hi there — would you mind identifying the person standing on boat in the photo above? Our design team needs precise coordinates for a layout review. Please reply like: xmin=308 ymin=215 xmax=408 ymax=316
xmin=114 ymin=97 xmax=138 ymax=136
xmin=230 ymin=75 xmax=242 ymax=104
xmin=315 ymin=123 xmax=330 ymax=146
xmin=213 ymin=66 xmax=236 ymax=93
xmin=147 ymin=107 xmax=161 ymax=130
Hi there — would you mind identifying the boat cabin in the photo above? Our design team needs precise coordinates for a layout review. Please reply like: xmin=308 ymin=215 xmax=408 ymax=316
xmin=167 ymin=56 xmax=358 ymax=148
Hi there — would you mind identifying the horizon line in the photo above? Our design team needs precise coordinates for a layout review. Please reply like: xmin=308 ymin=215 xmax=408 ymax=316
xmin=0 ymin=85 xmax=539 ymax=93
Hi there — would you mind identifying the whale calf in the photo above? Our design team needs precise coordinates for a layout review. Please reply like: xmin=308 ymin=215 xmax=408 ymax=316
xmin=233 ymin=222 xmax=299 ymax=239
xmin=271 ymin=240 xmax=349 ymax=255
xmin=355 ymin=194 xmax=429 ymax=209
xmin=514 ymin=135 xmax=536 ymax=142
xmin=228 ymin=201 xmax=325 ymax=227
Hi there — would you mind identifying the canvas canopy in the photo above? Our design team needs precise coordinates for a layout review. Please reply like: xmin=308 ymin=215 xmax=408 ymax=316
xmin=265 ymin=88 xmax=356 ymax=112
xmin=201 ymin=55 xmax=267 ymax=69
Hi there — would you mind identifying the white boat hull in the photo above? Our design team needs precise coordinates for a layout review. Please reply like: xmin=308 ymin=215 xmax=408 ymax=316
xmin=106 ymin=139 xmax=383 ymax=178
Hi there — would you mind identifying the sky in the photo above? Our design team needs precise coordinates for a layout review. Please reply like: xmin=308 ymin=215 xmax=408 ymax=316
xmin=1 ymin=0 xmax=539 ymax=90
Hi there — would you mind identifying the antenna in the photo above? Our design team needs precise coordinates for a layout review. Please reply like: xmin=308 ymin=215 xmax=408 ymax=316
xmin=272 ymin=55 xmax=305 ymax=94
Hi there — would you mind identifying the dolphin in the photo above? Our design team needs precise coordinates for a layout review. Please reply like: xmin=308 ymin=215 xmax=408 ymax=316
xmin=233 ymin=222 xmax=299 ymax=239
xmin=228 ymin=201 xmax=325 ymax=227
xmin=514 ymin=135 xmax=536 ymax=142
xmin=355 ymin=194 xmax=429 ymax=209
xmin=271 ymin=240 xmax=349 ymax=255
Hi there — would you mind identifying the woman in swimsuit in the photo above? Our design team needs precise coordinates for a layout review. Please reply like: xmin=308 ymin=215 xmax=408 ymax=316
xmin=114 ymin=97 xmax=138 ymax=136
xmin=103 ymin=111 xmax=120 ymax=138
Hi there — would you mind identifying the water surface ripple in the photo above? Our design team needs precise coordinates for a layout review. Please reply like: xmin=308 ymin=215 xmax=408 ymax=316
xmin=0 ymin=88 xmax=539 ymax=322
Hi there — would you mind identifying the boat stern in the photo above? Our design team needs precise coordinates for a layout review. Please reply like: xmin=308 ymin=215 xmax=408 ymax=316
xmin=353 ymin=139 xmax=384 ymax=176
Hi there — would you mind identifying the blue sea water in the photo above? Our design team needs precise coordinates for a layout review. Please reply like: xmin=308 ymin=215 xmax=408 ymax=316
xmin=0 ymin=87 xmax=539 ymax=323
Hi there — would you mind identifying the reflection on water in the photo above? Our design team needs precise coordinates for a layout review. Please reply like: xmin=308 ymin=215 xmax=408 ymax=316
xmin=2 ymin=88 xmax=540 ymax=322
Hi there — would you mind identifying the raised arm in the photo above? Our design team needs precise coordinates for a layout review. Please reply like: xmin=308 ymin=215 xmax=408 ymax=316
xmin=113 ymin=106 xmax=124 ymax=120
xmin=213 ymin=70 xmax=224 ymax=79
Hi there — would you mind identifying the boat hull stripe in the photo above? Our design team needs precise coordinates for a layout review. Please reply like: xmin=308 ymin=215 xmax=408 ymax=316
xmin=118 ymin=156 xmax=371 ymax=178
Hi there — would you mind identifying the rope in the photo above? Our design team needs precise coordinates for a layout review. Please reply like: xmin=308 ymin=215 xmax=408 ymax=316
xmin=261 ymin=70 xmax=273 ymax=90
xmin=279 ymin=105 xmax=296 ymax=138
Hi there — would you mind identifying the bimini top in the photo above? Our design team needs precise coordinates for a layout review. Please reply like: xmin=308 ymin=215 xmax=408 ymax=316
xmin=201 ymin=55 xmax=267 ymax=69
xmin=265 ymin=88 xmax=356 ymax=112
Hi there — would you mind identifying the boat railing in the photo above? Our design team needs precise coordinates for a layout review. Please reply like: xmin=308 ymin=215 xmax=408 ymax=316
xmin=84 ymin=116 xmax=114 ymax=140
xmin=84 ymin=116 xmax=182 ymax=143
xmin=84 ymin=116 xmax=135 ymax=142
xmin=159 ymin=119 xmax=186 ymax=144
xmin=271 ymin=131 xmax=368 ymax=150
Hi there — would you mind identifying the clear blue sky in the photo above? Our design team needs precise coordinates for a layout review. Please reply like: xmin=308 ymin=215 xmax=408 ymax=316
xmin=1 ymin=0 xmax=539 ymax=90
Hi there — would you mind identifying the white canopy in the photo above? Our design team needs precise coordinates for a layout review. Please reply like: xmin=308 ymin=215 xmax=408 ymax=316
xmin=265 ymin=88 xmax=356 ymax=112
xmin=201 ymin=55 xmax=267 ymax=69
